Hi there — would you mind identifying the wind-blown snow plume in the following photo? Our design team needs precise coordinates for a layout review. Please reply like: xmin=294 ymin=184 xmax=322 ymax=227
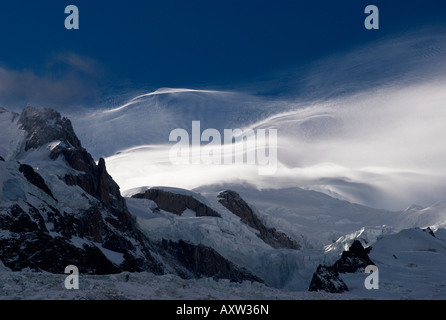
xmin=70 ymin=29 xmax=446 ymax=211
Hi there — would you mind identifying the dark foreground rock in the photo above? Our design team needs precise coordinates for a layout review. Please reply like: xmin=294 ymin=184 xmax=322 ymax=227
xmin=308 ymin=240 xmax=375 ymax=293
xmin=333 ymin=240 xmax=375 ymax=273
xmin=308 ymin=265 xmax=348 ymax=293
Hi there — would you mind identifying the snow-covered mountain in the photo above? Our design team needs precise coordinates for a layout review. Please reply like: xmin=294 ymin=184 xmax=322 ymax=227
xmin=0 ymin=107 xmax=261 ymax=282
xmin=1 ymin=105 xmax=446 ymax=299
xmin=1 ymin=6 xmax=446 ymax=302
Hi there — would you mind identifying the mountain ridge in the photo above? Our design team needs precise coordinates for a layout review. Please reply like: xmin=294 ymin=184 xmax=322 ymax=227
xmin=0 ymin=106 xmax=261 ymax=283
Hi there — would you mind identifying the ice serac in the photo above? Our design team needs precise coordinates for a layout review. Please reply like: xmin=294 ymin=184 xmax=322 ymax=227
xmin=132 ymin=188 xmax=221 ymax=217
xmin=217 ymin=190 xmax=301 ymax=250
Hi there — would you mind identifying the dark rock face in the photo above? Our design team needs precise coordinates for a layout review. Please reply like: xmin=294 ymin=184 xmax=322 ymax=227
xmin=0 ymin=204 xmax=120 ymax=274
xmin=333 ymin=240 xmax=375 ymax=273
xmin=1 ymin=107 xmax=266 ymax=285
xmin=0 ymin=107 xmax=164 ymax=275
xmin=423 ymin=227 xmax=436 ymax=237
xmin=132 ymin=189 xmax=221 ymax=217
xmin=18 ymin=107 xmax=123 ymax=210
xmin=18 ymin=107 xmax=82 ymax=151
xmin=0 ymin=155 xmax=4 ymax=162
xmin=217 ymin=190 xmax=300 ymax=250
xmin=159 ymin=239 xmax=263 ymax=283
xmin=308 ymin=265 xmax=348 ymax=293
xmin=0 ymin=173 xmax=164 ymax=275
xmin=19 ymin=164 xmax=56 ymax=201
xmin=308 ymin=240 xmax=375 ymax=293
xmin=61 ymin=157 xmax=120 ymax=211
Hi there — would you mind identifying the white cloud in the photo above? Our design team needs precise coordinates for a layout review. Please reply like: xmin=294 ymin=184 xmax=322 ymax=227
xmin=72 ymin=28 xmax=446 ymax=211
xmin=102 ymin=78 xmax=446 ymax=211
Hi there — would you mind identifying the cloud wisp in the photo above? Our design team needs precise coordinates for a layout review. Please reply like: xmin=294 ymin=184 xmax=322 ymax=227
xmin=103 ymin=78 xmax=446 ymax=210
xmin=0 ymin=52 xmax=104 ymax=110
xmin=102 ymin=30 xmax=446 ymax=211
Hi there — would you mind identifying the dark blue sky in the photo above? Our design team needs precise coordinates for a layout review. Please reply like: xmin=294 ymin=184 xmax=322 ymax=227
xmin=0 ymin=0 xmax=445 ymax=108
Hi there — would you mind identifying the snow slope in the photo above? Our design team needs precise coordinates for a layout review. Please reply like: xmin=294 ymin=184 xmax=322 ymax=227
xmin=0 ymin=268 xmax=346 ymax=300
xmin=339 ymin=228 xmax=446 ymax=299
xmin=2 ymin=227 xmax=446 ymax=299
xmin=0 ymin=108 xmax=25 ymax=160
xmin=125 ymin=191 xmax=324 ymax=291
xmin=2 ymin=105 xmax=446 ymax=299
xmin=123 ymin=183 xmax=446 ymax=293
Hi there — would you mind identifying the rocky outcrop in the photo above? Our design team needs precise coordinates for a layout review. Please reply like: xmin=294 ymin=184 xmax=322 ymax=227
xmin=423 ymin=227 xmax=436 ymax=237
xmin=159 ymin=239 xmax=263 ymax=283
xmin=217 ymin=190 xmax=300 ymax=250
xmin=18 ymin=164 xmax=56 ymax=201
xmin=18 ymin=107 xmax=82 ymax=151
xmin=1 ymin=107 xmax=164 ymax=275
xmin=19 ymin=107 xmax=123 ymax=210
xmin=308 ymin=265 xmax=348 ymax=293
xmin=62 ymin=157 xmax=119 ymax=210
xmin=0 ymin=163 xmax=164 ymax=275
xmin=0 ymin=204 xmax=120 ymax=274
xmin=1 ymin=107 xmax=266 ymax=285
xmin=132 ymin=188 xmax=221 ymax=217
xmin=333 ymin=240 xmax=375 ymax=273
xmin=308 ymin=240 xmax=375 ymax=293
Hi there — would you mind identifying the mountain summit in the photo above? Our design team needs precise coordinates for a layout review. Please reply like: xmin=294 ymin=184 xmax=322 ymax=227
xmin=0 ymin=106 xmax=260 ymax=282
xmin=0 ymin=106 xmax=163 ymax=274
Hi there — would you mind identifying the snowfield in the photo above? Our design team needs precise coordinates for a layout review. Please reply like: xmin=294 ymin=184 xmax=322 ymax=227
xmin=121 ymin=184 xmax=446 ymax=298
xmin=1 ymin=268 xmax=337 ymax=300
xmin=2 ymin=75 xmax=446 ymax=299
xmin=2 ymin=226 xmax=446 ymax=300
